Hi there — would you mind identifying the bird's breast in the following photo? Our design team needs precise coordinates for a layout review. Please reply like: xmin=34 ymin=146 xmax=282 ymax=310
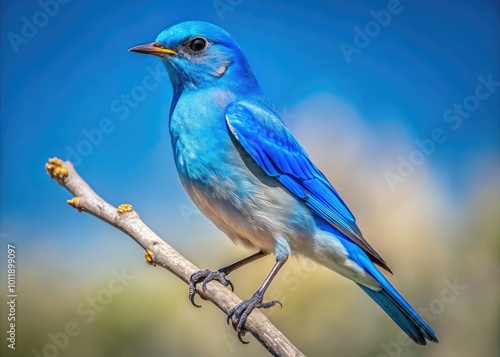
xmin=168 ymin=90 xmax=315 ymax=253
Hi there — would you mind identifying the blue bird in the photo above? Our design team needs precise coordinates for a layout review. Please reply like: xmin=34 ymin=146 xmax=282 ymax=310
xmin=130 ymin=21 xmax=438 ymax=345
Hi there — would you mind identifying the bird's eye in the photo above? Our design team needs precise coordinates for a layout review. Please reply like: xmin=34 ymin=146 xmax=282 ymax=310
xmin=188 ymin=37 xmax=207 ymax=53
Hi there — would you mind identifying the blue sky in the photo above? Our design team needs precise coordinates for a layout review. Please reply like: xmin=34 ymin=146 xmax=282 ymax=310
xmin=1 ymin=1 xmax=499 ymax=356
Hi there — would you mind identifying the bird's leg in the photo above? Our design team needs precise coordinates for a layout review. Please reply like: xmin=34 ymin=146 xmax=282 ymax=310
xmin=227 ymin=256 xmax=287 ymax=343
xmin=189 ymin=251 xmax=267 ymax=307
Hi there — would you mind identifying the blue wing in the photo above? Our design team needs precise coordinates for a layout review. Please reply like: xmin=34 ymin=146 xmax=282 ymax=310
xmin=225 ymin=101 xmax=391 ymax=272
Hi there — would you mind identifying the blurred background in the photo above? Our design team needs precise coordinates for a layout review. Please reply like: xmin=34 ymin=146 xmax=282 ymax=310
xmin=1 ymin=0 xmax=499 ymax=356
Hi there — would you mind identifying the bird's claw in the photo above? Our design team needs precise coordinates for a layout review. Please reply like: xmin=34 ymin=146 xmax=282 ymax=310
xmin=189 ymin=269 xmax=234 ymax=308
xmin=227 ymin=292 xmax=282 ymax=344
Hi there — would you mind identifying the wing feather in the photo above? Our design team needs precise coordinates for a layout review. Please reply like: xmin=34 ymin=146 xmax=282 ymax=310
xmin=225 ymin=102 xmax=391 ymax=272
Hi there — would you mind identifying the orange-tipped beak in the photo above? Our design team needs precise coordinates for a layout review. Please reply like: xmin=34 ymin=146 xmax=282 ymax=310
xmin=128 ymin=42 xmax=177 ymax=57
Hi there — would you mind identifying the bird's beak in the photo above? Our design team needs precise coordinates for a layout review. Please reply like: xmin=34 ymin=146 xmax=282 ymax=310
xmin=128 ymin=42 xmax=177 ymax=57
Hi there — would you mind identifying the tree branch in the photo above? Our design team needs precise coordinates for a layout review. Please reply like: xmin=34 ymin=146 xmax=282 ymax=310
xmin=45 ymin=158 xmax=305 ymax=357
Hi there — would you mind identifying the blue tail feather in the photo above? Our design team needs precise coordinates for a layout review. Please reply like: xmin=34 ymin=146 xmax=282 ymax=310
xmin=355 ymin=253 xmax=438 ymax=345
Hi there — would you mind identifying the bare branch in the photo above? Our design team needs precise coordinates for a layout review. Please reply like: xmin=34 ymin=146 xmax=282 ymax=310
xmin=45 ymin=158 xmax=305 ymax=357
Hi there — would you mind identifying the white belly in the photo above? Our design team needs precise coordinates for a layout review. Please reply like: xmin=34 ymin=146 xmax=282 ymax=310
xmin=183 ymin=170 xmax=315 ymax=254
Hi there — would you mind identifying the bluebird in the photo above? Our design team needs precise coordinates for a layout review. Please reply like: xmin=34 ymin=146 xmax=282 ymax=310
xmin=130 ymin=21 xmax=438 ymax=345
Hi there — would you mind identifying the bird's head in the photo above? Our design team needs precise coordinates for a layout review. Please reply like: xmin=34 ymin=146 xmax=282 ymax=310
xmin=130 ymin=21 xmax=257 ymax=92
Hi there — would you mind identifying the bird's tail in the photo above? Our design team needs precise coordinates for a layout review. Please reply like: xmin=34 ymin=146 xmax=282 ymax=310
xmin=355 ymin=254 xmax=439 ymax=345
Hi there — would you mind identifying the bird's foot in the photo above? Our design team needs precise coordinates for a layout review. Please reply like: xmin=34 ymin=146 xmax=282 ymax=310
xmin=189 ymin=269 xmax=234 ymax=307
xmin=227 ymin=291 xmax=282 ymax=344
